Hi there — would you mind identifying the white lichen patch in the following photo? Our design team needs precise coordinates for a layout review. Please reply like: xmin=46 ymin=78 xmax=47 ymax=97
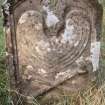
xmin=19 ymin=13 xmax=29 ymax=24
xmin=27 ymin=75 xmax=33 ymax=80
xmin=76 ymin=56 xmax=84 ymax=65
xmin=43 ymin=6 xmax=59 ymax=27
xmin=6 ymin=52 xmax=9 ymax=56
xmin=74 ymin=41 xmax=79 ymax=47
xmin=5 ymin=27 xmax=10 ymax=34
xmin=63 ymin=19 xmax=75 ymax=42
xmin=71 ymin=80 xmax=77 ymax=84
xmin=37 ymin=40 xmax=50 ymax=51
xmin=91 ymin=41 xmax=101 ymax=72
xmin=47 ymin=47 xmax=51 ymax=52
xmin=38 ymin=68 xmax=47 ymax=76
xmin=85 ymin=56 xmax=91 ymax=61
xmin=38 ymin=40 xmax=49 ymax=48
xmin=18 ymin=10 xmax=36 ymax=24
xmin=35 ymin=40 xmax=51 ymax=55
xmin=55 ymin=69 xmax=77 ymax=80
xmin=26 ymin=65 xmax=34 ymax=70
xmin=3 ymin=0 xmax=10 ymax=15
xmin=35 ymin=23 xmax=42 ymax=30
xmin=55 ymin=72 xmax=65 ymax=79
xmin=7 ymin=28 xmax=10 ymax=33
xmin=55 ymin=69 xmax=73 ymax=79
xmin=83 ymin=43 xmax=87 ymax=47
xmin=35 ymin=46 xmax=42 ymax=54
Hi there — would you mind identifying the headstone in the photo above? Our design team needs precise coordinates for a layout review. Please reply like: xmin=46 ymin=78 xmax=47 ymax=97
xmin=2 ymin=0 xmax=103 ymax=104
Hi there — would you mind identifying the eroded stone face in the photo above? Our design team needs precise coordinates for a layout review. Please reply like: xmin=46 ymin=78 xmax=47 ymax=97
xmin=91 ymin=41 xmax=101 ymax=71
xmin=5 ymin=0 xmax=102 ymax=98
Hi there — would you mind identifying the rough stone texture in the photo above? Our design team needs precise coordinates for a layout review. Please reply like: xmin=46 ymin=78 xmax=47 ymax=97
xmin=2 ymin=0 xmax=103 ymax=104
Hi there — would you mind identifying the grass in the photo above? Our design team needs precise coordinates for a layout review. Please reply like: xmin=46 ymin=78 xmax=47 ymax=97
xmin=50 ymin=84 xmax=105 ymax=105
xmin=0 ymin=17 xmax=11 ymax=105
xmin=0 ymin=0 xmax=105 ymax=105
xmin=0 ymin=0 xmax=11 ymax=104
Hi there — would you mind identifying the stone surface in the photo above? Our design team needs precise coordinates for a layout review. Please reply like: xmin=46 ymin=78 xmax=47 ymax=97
xmin=3 ymin=0 xmax=103 ymax=103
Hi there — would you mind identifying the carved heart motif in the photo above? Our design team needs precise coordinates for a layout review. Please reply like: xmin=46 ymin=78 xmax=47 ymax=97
xmin=17 ymin=1 xmax=90 ymax=83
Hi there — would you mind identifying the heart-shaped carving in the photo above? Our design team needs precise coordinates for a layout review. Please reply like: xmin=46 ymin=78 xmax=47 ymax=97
xmin=17 ymin=3 xmax=91 ymax=84
xmin=3 ymin=0 xmax=102 ymax=98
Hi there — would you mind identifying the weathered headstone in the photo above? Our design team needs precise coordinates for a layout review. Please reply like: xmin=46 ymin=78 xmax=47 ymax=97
xmin=2 ymin=0 xmax=103 ymax=104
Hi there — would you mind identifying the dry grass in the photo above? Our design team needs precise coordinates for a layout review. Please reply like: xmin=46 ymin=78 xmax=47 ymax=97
xmin=31 ymin=83 xmax=105 ymax=105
